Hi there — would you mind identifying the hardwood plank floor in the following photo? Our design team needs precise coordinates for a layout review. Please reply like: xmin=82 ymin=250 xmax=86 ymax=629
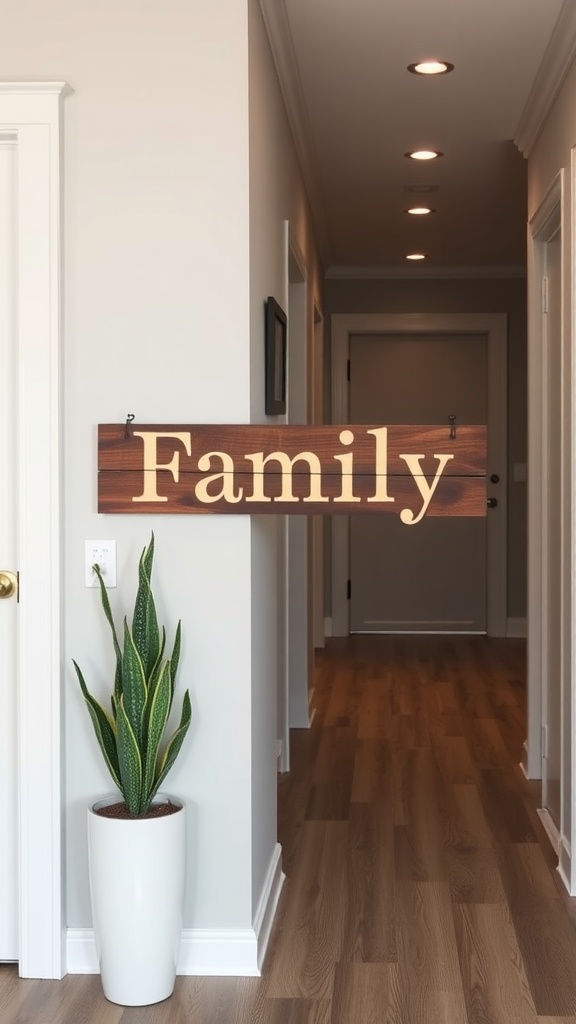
xmin=3 ymin=634 xmax=576 ymax=1023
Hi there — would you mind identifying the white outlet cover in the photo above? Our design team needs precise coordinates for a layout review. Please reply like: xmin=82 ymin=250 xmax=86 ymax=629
xmin=85 ymin=540 xmax=117 ymax=588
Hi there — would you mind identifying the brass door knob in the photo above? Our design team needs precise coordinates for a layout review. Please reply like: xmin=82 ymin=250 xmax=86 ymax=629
xmin=0 ymin=570 xmax=18 ymax=599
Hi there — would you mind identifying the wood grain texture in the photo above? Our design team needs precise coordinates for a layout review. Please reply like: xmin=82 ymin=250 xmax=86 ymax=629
xmin=97 ymin=423 xmax=486 ymax=514
xmin=454 ymin=903 xmax=538 ymax=1023
xmin=5 ymin=635 xmax=576 ymax=1024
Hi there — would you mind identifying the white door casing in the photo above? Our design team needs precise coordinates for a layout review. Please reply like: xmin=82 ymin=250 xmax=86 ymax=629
xmin=287 ymin=232 xmax=312 ymax=729
xmin=541 ymin=223 xmax=562 ymax=837
xmin=331 ymin=313 xmax=508 ymax=639
xmin=0 ymin=83 xmax=66 ymax=978
xmin=526 ymin=170 xmax=576 ymax=891
xmin=0 ymin=134 xmax=18 ymax=961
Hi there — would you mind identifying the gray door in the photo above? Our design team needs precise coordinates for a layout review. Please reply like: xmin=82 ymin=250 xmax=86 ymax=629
xmin=349 ymin=332 xmax=487 ymax=633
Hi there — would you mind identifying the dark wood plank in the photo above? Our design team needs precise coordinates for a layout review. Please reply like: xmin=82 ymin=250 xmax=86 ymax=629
xmin=453 ymin=903 xmax=538 ymax=1024
xmin=98 ymin=423 xmax=487 ymax=514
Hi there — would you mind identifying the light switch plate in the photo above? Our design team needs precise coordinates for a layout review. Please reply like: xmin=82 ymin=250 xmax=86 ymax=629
xmin=85 ymin=540 xmax=117 ymax=588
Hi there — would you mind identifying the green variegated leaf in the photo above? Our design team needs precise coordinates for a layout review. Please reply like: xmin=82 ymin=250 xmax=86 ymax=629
xmin=93 ymin=563 xmax=122 ymax=664
xmin=116 ymin=696 xmax=143 ymax=815
xmin=132 ymin=536 xmax=160 ymax=676
xmin=148 ymin=690 xmax=192 ymax=805
xmin=142 ymin=661 xmax=172 ymax=811
xmin=148 ymin=627 xmax=166 ymax=698
xmin=72 ymin=660 xmax=121 ymax=790
xmin=121 ymin=620 xmax=147 ymax=746
xmin=168 ymin=621 xmax=182 ymax=712
xmin=142 ymin=627 xmax=166 ymax=742
xmin=93 ymin=563 xmax=123 ymax=710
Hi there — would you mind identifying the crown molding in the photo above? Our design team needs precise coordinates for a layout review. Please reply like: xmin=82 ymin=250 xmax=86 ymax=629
xmin=0 ymin=81 xmax=70 ymax=96
xmin=325 ymin=264 xmax=527 ymax=281
xmin=515 ymin=0 xmax=576 ymax=157
xmin=258 ymin=0 xmax=333 ymax=265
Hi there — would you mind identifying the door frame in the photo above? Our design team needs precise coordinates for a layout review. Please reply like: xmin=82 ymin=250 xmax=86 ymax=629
xmin=526 ymin=172 xmax=572 ymax=882
xmin=330 ymin=312 xmax=508 ymax=638
xmin=287 ymin=229 xmax=312 ymax=730
xmin=0 ymin=83 xmax=66 ymax=978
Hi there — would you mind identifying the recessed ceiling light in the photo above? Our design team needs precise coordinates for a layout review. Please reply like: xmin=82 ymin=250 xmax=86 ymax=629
xmin=405 ymin=150 xmax=443 ymax=161
xmin=406 ymin=253 xmax=428 ymax=261
xmin=405 ymin=207 xmax=435 ymax=215
xmin=407 ymin=61 xmax=454 ymax=76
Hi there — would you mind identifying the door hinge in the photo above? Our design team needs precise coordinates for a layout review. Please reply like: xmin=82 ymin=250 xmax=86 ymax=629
xmin=347 ymin=579 xmax=351 ymax=599
xmin=542 ymin=276 xmax=549 ymax=314
xmin=347 ymin=359 xmax=351 ymax=381
xmin=542 ymin=724 xmax=548 ymax=760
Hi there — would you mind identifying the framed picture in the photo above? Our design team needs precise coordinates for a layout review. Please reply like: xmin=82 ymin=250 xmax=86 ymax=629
xmin=265 ymin=296 xmax=287 ymax=415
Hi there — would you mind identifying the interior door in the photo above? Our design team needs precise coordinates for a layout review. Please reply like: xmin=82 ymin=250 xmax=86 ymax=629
xmin=0 ymin=137 xmax=18 ymax=960
xmin=349 ymin=332 xmax=487 ymax=633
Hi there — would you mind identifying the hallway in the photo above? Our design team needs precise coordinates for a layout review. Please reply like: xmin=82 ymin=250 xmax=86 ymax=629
xmin=2 ymin=635 xmax=576 ymax=1023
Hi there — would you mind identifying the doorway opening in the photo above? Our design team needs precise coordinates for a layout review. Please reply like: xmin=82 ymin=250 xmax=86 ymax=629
xmin=330 ymin=312 xmax=508 ymax=639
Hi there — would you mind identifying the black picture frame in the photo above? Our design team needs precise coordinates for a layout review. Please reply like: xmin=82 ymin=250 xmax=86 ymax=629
xmin=265 ymin=296 xmax=287 ymax=415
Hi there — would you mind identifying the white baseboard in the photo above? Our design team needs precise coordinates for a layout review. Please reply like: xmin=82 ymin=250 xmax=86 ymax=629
xmin=252 ymin=842 xmax=284 ymax=973
xmin=538 ymin=806 xmax=559 ymax=853
xmin=66 ymin=929 xmax=99 ymax=973
xmin=67 ymin=844 xmax=284 ymax=978
xmin=324 ymin=616 xmax=333 ymax=638
xmin=507 ymin=617 xmax=527 ymax=638
xmin=559 ymin=835 xmax=572 ymax=895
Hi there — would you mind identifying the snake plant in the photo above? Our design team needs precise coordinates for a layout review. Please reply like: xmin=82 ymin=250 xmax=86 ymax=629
xmin=73 ymin=533 xmax=191 ymax=816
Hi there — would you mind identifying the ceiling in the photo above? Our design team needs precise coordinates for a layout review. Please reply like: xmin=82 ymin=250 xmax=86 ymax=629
xmin=259 ymin=0 xmax=576 ymax=276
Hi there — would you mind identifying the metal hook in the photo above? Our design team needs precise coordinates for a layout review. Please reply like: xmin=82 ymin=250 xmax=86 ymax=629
xmin=125 ymin=413 xmax=135 ymax=439
xmin=448 ymin=414 xmax=456 ymax=440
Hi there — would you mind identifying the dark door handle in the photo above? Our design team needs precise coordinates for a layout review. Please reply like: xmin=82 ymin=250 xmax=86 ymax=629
xmin=487 ymin=497 xmax=498 ymax=509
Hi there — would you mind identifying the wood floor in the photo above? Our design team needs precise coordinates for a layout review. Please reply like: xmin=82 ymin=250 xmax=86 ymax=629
xmin=3 ymin=634 xmax=576 ymax=1023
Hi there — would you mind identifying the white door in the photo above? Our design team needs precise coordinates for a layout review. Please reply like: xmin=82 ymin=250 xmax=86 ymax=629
xmin=0 ymin=137 xmax=18 ymax=960
xmin=349 ymin=332 xmax=488 ymax=633
xmin=541 ymin=227 xmax=562 ymax=832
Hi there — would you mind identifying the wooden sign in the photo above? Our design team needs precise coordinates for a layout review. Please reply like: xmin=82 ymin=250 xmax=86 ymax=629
xmin=98 ymin=424 xmax=486 ymax=520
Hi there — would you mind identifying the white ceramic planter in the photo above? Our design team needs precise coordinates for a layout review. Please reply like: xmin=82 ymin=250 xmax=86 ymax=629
xmin=87 ymin=793 xmax=186 ymax=1006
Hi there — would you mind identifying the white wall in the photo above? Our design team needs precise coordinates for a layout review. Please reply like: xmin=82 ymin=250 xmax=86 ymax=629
xmin=527 ymin=56 xmax=576 ymax=890
xmin=0 ymin=0 xmax=314 ymax=965
xmin=248 ymin=0 xmax=324 ymax=912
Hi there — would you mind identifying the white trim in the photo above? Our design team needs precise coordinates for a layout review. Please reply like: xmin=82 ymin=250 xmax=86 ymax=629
xmin=178 ymin=931 xmax=261 ymax=977
xmin=323 ymin=616 xmax=333 ymax=638
xmin=326 ymin=264 xmax=527 ymax=281
xmin=65 ymin=931 xmax=98 ymax=974
xmin=68 ymin=844 xmax=285 ymax=977
xmin=287 ymin=229 xmax=312 ymax=730
xmin=68 ymin=928 xmax=262 ymax=977
xmin=527 ymin=176 xmax=562 ymax=783
xmin=251 ymin=842 xmax=284 ymax=972
xmin=565 ymin=146 xmax=573 ymax=905
xmin=538 ymin=805 xmax=560 ymax=853
xmin=0 ymin=83 xmax=67 ymax=979
xmin=330 ymin=313 xmax=508 ymax=638
xmin=0 ymin=82 xmax=67 ymax=96
xmin=559 ymin=835 xmax=573 ymax=894
xmin=515 ymin=0 xmax=576 ymax=158
xmin=506 ymin=617 xmax=527 ymax=638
